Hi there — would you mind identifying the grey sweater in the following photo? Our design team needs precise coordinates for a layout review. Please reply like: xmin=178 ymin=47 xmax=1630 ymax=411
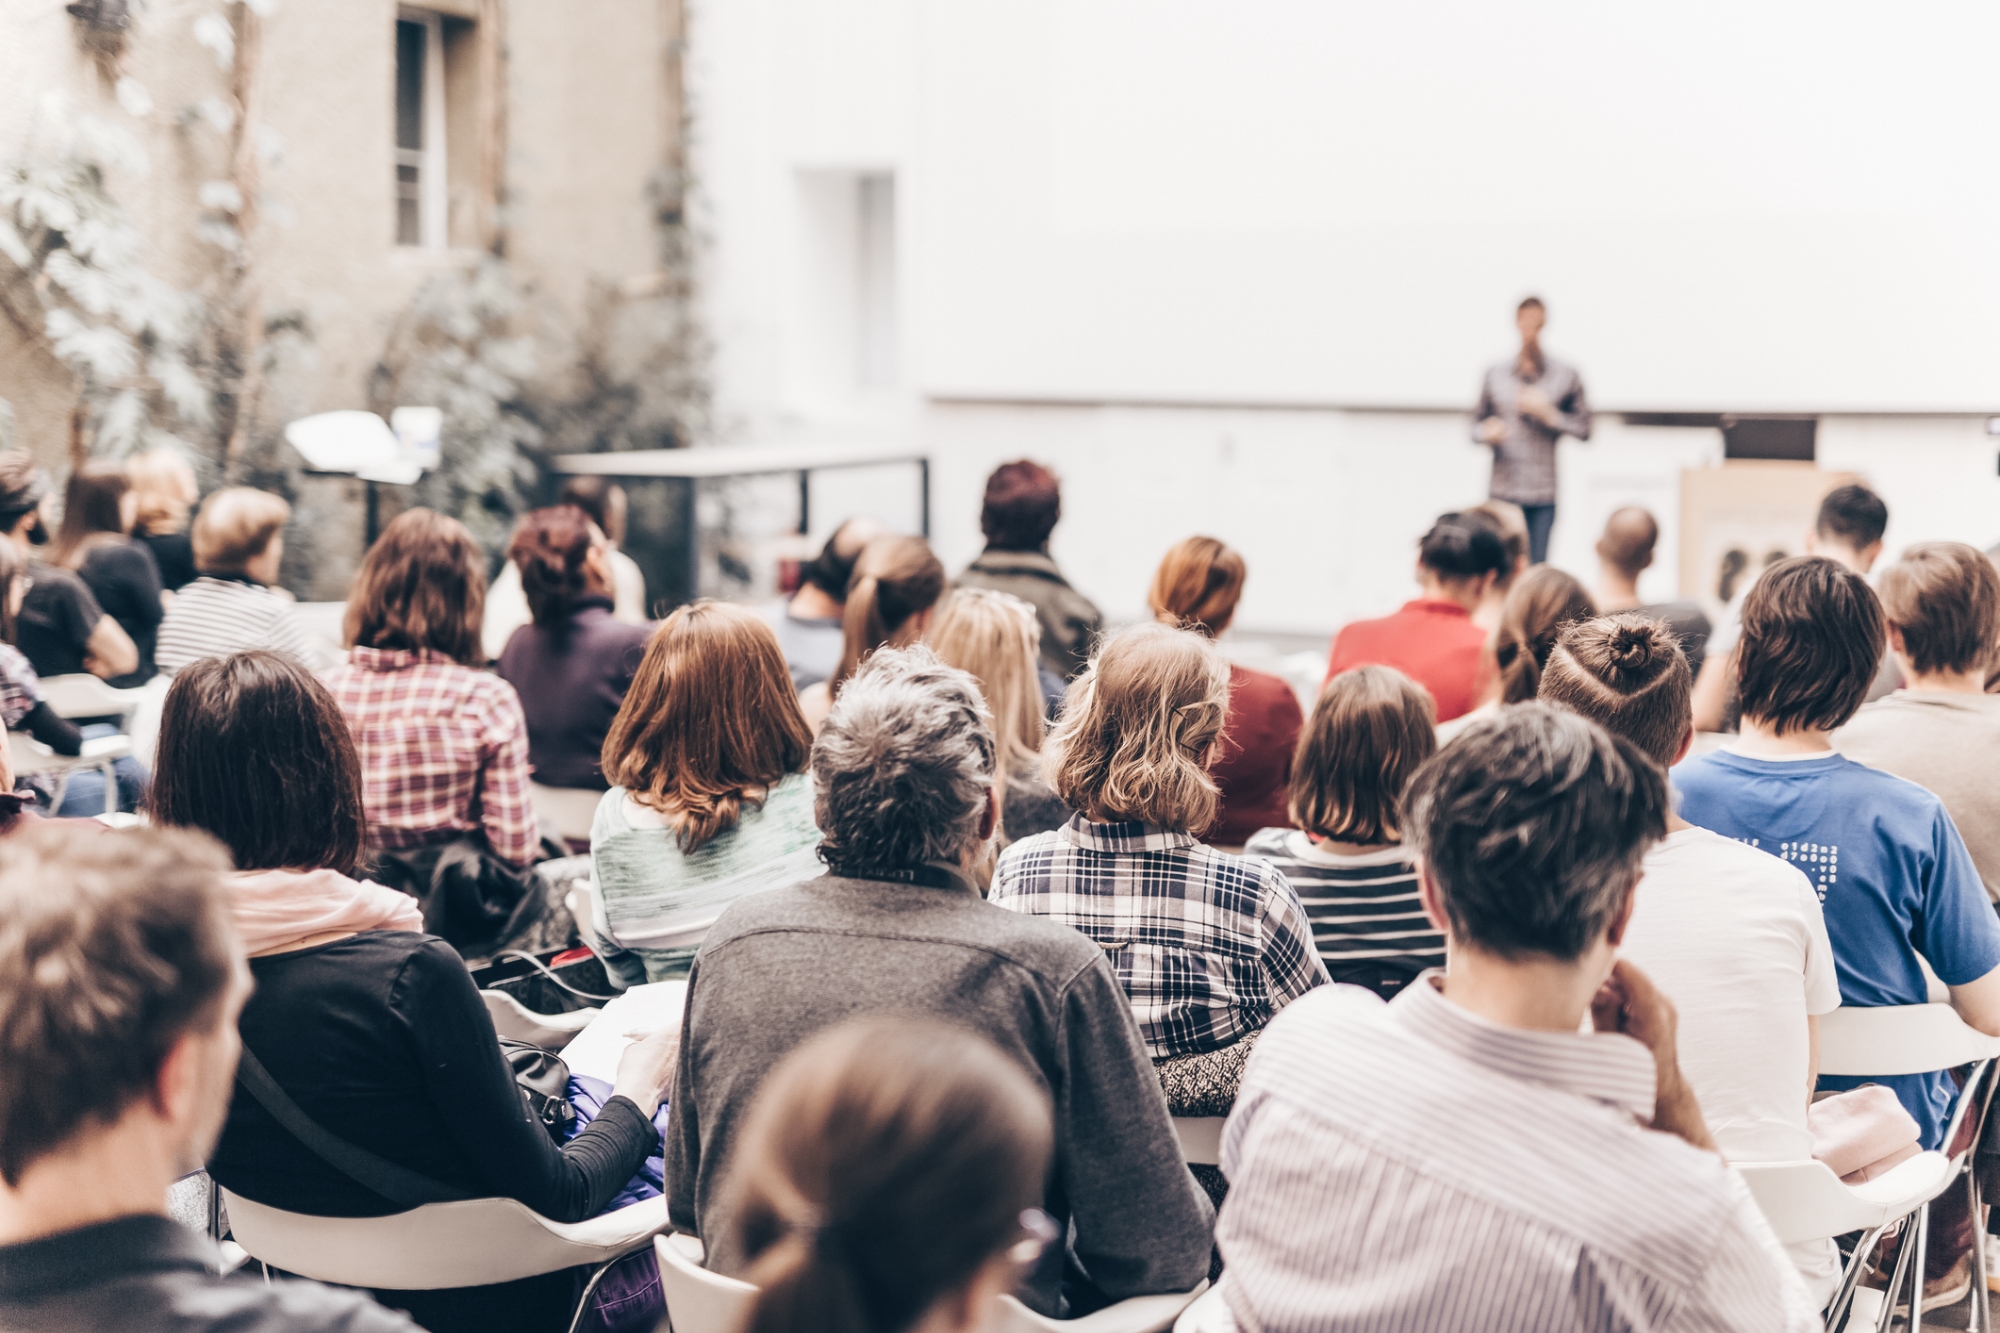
xmin=665 ymin=873 xmax=1214 ymax=1316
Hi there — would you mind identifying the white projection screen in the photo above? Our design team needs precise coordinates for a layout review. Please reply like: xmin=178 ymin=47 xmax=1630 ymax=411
xmin=912 ymin=1 xmax=2000 ymax=413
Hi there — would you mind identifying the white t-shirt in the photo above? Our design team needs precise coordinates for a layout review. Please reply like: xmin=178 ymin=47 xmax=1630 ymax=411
xmin=1619 ymin=825 xmax=1843 ymax=1302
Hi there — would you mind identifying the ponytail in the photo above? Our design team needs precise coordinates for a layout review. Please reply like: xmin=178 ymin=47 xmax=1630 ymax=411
xmin=1492 ymin=566 xmax=1596 ymax=705
xmin=830 ymin=536 xmax=946 ymax=693
xmin=507 ymin=505 xmax=600 ymax=637
xmin=719 ymin=1019 xmax=1052 ymax=1333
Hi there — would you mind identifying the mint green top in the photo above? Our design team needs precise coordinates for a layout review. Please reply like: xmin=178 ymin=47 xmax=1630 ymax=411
xmin=589 ymin=772 xmax=823 ymax=981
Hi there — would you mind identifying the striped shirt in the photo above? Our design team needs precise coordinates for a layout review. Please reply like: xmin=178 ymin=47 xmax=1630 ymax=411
xmin=991 ymin=816 xmax=1329 ymax=1059
xmin=1241 ymin=830 xmax=1445 ymax=991
xmin=323 ymin=646 xmax=538 ymax=868
xmin=589 ymin=772 xmax=823 ymax=980
xmin=155 ymin=575 xmax=310 ymax=674
xmin=1216 ymin=979 xmax=1817 ymax=1333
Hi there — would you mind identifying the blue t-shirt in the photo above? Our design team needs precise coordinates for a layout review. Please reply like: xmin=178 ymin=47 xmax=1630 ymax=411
xmin=1674 ymin=750 xmax=2000 ymax=1148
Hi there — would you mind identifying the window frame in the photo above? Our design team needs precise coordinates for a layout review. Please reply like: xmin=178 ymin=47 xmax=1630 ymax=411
xmin=394 ymin=8 xmax=449 ymax=249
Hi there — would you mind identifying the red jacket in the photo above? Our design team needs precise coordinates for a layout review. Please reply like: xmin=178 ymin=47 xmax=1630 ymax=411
xmin=1324 ymin=599 xmax=1488 ymax=721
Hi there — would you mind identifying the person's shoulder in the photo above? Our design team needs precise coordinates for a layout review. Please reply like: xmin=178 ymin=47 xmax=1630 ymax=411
xmin=1651 ymin=826 xmax=1813 ymax=895
xmin=994 ymin=827 xmax=1064 ymax=879
xmin=1240 ymin=826 xmax=1296 ymax=861
xmin=1250 ymin=983 xmax=1389 ymax=1069
xmin=215 ymin=1270 xmax=422 ymax=1332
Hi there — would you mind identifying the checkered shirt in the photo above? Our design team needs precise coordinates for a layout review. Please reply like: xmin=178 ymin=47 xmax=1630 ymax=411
xmin=992 ymin=815 xmax=1329 ymax=1059
xmin=323 ymin=646 xmax=538 ymax=868
xmin=0 ymin=643 xmax=42 ymax=728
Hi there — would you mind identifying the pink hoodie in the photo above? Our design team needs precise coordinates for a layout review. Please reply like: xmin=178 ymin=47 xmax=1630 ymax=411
xmin=227 ymin=866 xmax=424 ymax=956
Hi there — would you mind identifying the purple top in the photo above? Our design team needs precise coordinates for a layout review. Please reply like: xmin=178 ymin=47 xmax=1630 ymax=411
xmin=496 ymin=598 xmax=653 ymax=789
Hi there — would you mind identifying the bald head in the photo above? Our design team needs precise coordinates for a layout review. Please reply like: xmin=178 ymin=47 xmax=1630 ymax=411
xmin=1597 ymin=507 xmax=1659 ymax=580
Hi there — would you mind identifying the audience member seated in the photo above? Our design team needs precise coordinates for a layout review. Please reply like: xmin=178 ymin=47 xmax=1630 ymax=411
xmin=482 ymin=476 xmax=647 ymax=660
xmin=767 ymin=516 xmax=884 ymax=689
xmin=926 ymin=588 xmax=1068 ymax=847
xmin=955 ymin=460 xmax=1102 ymax=695
xmin=494 ymin=505 xmax=651 ymax=790
xmin=0 ymin=452 xmax=138 ymax=683
xmin=590 ymin=600 xmax=821 ymax=983
xmin=797 ymin=534 xmax=946 ymax=732
xmin=0 ymin=540 xmax=145 ymax=817
xmin=147 ymin=651 xmax=675 ymax=1333
xmin=0 ymin=821 xmax=420 ymax=1333
xmin=326 ymin=509 xmax=540 ymax=950
xmin=1540 ymin=614 xmax=1842 ymax=1304
xmin=125 ymin=448 xmax=201 ymax=593
xmin=1244 ymin=665 xmax=1444 ymax=1002
xmin=1694 ymin=483 xmax=1889 ymax=731
xmin=1215 ymin=705 xmax=1817 ymax=1330
xmin=1675 ymin=556 xmax=2000 ymax=1306
xmin=1592 ymin=505 xmax=1711 ymax=674
xmin=1836 ymin=542 xmax=2000 ymax=903
xmin=156 ymin=487 xmax=310 ymax=674
xmin=1465 ymin=499 xmax=1529 ymax=632
xmin=1322 ymin=510 xmax=1508 ymax=721
xmin=712 ymin=1018 xmax=1053 ymax=1333
xmin=1439 ymin=564 xmax=1594 ymax=741
xmin=1147 ymin=536 xmax=1303 ymax=848
xmin=992 ymin=622 xmax=1327 ymax=1118
xmin=54 ymin=462 xmax=163 ymax=687
xmin=666 ymin=646 xmax=1213 ymax=1318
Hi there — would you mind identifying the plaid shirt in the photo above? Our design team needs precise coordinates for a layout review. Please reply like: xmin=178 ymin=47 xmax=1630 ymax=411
xmin=992 ymin=815 xmax=1329 ymax=1059
xmin=323 ymin=646 xmax=538 ymax=868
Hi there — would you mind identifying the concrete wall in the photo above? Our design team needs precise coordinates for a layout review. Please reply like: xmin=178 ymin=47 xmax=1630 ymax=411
xmin=0 ymin=0 xmax=679 ymax=465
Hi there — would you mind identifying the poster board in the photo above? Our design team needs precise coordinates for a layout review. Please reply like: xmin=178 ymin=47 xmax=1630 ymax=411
xmin=1679 ymin=463 xmax=1859 ymax=623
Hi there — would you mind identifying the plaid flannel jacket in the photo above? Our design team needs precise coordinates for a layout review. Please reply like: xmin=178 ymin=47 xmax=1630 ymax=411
xmin=992 ymin=815 xmax=1329 ymax=1059
xmin=324 ymin=646 xmax=538 ymax=868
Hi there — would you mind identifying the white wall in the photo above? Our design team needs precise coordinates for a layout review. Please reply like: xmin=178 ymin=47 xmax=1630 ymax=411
xmin=686 ymin=0 xmax=2000 ymax=633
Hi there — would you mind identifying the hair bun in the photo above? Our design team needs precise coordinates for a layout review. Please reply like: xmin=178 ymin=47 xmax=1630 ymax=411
xmin=1607 ymin=622 xmax=1656 ymax=667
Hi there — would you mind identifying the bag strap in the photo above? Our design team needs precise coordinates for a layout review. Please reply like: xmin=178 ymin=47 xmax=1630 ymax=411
xmin=234 ymin=1048 xmax=474 ymax=1208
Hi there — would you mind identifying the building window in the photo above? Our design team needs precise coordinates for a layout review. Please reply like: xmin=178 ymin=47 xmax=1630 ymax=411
xmin=394 ymin=10 xmax=447 ymax=247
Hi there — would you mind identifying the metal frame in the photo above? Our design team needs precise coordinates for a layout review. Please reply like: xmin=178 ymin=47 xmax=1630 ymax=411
xmin=551 ymin=445 xmax=932 ymax=611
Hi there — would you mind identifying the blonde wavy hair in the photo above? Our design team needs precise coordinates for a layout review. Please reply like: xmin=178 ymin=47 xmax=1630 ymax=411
xmin=928 ymin=589 xmax=1045 ymax=833
xmin=1045 ymin=622 xmax=1230 ymax=833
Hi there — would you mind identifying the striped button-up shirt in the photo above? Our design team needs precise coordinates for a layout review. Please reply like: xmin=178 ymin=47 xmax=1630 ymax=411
xmin=156 ymin=575 xmax=311 ymax=675
xmin=1471 ymin=354 xmax=1591 ymax=505
xmin=1215 ymin=979 xmax=1818 ymax=1333
xmin=323 ymin=646 xmax=538 ymax=868
xmin=991 ymin=816 xmax=1329 ymax=1059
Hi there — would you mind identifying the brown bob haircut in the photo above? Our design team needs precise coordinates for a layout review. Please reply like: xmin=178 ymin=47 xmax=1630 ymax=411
xmin=1149 ymin=536 xmax=1246 ymax=639
xmin=1290 ymin=666 xmax=1436 ymax=845
xmin=1538 ymin=614 xmax=1693 ymax=767
xmin=150 ymin=651 xmax=369 ymax=877
xmin=53 ymin=460 xmax=131 ymax=568
xmin=193 ymin=486 xmax=290 ymax=575
xmin=344 ymin=508 xmax=486 ymax=665
xmin=1046 ymin=622 xmax=1230 ymax=833
xmin=1878 ymin=542 xmax=2000 ymax=677
xmin=601 ymin=599 xmax=813 ymax=853
xmin=0 ymin=822 xmax=237 ymax=1186
xmin=1735 ymin=555 xmax=1885 ymax=736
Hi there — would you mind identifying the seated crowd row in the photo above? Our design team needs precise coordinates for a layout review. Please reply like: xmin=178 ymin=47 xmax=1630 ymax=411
xmin=0 ymin=452 xmax=1997 ymax=1333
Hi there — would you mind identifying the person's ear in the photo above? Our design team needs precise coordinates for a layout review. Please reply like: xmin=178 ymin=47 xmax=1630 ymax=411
xmin=977 ymin=786 xmax=998 ymax=843
xmin=1886 ymin=624 xmax=1908 ymax=657
xmin=1672 ymin=722 xmax=1694 ymax=767
xmin=1416 ymin=859 xmax=1451 ymax=937
xmin=1603 ymin=872 xmax=1641 ymax=949
xmin=150 ymin=1029 xmax=205 ymax=1126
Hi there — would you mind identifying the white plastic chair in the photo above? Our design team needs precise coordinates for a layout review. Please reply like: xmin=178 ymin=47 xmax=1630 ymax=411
xmin=1172 ymin=1118 xmax=1224 ymax=1167
xmin=1172 ymin=1287 xmax=1232 ymax=1333
xmin=36 ymin=672 xmax=149 ymax=726
xmin=532 ymin=783 xmax=603 ymax=845
xmin=482 ymin=988 xmax=600 ymax=1052
xmin=653 ymin=1232 xmax=1206 ymax=1333
xmin=222 ymin=1188 xmax=668 ymax=1291
xmin=1811 ymin=1003 xmax=2000 ymax=1331
xmin=10 ymin=730 xmax=128 ymax=815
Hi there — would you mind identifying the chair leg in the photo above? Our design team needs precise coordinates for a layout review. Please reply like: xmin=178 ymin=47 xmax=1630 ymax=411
xmin=1969 ymin=1170 xmax=1988 ymax=1333
xmin=1905 ymin=1203 xmax=1932 ymax=1333
xmin=1878 ymin=1212 xmax=1921 ymax=1333
xmin=1834 ymin=1227 xmax=1891 ymax=1333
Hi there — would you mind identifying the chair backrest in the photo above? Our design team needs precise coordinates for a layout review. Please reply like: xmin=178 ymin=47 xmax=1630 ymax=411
xmin=531 ymin=782 xmax=603 ymax=843
xmin=655 ymin=1232 xmax=756 ymax=1333
xmin=1816 ymin=1004 xmax=2000 ymax=1078
xmin=222 ymin=1188 xmax=666 ymax=1289
xmin=481 ymin=989 xmax=600 ymax=1051
xmin=1172 ymin=1117 xmax=1224 ymax=1167
xmin=1735 ymin=1152 xmax=1958 ymax=1246
xmin=36 ymin=673 xmax=144 ymax=720
xmin=1170 ymin=1287 xmax=1234 ymax=1333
